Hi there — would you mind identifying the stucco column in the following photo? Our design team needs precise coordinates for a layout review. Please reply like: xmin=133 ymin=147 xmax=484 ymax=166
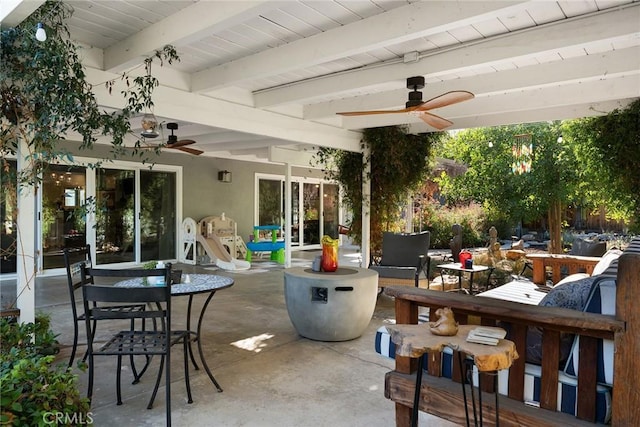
xmin=284 ymin=162 xmax=292 ymax=268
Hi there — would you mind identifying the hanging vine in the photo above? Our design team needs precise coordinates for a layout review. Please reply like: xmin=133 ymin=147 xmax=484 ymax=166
xmin=1 ymin=0 xmax=179 ymax=187
xmin=315 ymin=126 xmax=441 ymax=251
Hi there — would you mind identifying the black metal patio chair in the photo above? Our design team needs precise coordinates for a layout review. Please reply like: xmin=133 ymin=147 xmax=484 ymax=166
xmin=81 ymin=264 xmax=192 ymax=426
xmin=63 ymin=245 xmax=146 ymax=372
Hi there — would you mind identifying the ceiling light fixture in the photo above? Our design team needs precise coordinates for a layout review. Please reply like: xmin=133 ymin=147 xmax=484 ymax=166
xmin=140 ymin=113 xmax=159 ymax=138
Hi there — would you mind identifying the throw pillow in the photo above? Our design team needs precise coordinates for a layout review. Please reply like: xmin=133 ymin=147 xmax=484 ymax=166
xmin=525 ymin=276 xmax=597 ymax=366
xmin=592 ymin=249 xmax=623 ymax=276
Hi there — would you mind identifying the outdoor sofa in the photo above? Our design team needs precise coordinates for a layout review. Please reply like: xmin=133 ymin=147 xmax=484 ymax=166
xmin=376 ymin=237 xmax=640 ymax=426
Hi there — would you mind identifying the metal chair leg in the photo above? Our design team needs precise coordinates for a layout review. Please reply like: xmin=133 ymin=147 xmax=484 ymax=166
xmin=184 ymin=338 xmax=193 ymax=404
xmin=116 ymin=355 xmax=123 ymax=405
xmin=69 ymin=320 xmax=79 ymax=368
xmin=147 ymin=355 xmax=166 ymax=410
xmin=411 ymin=356 xmax=424 ymax=427
xmin=458 ymin=353 xmax=470 ymax=427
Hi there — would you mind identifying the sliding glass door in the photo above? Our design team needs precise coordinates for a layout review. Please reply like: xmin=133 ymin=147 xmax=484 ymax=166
xmin=95 ymin=168 xmax=178 ymax=265
xmin=4 ymin=157 xmax=180 ymax=273
xmin=257 ymin=175 xmax=340 ymax=249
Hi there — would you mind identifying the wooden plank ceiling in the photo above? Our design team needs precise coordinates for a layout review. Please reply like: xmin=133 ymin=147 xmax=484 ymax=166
xmin=2 ymin=0 xmax=639 ymax=163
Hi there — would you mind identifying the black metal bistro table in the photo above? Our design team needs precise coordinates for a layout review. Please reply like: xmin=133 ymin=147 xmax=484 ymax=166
xmin=436 ymin=263 xmax=492 ymax=294
xmin=115 ymin=273 xmax=234 ymax=392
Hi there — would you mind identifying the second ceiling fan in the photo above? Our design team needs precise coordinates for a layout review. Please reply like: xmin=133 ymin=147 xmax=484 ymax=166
xmin=143 ymin=122 xmax=204 ymax=155
xmin=337 ymin=76 xmax=474 ymax=130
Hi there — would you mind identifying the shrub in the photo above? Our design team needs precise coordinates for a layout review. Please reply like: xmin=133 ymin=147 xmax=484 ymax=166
xmin=419 ymin=202 xmax=489 ymax=249
xmin=0 ymin=315 xmax=91 ymax=426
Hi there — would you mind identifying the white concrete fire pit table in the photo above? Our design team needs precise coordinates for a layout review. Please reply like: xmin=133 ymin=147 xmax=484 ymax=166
xmin=283 ymin=267 xmax=379 ymax=341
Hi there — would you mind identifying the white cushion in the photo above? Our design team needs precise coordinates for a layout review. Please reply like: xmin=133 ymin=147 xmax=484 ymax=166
xmin=553 ymin=273 xmax=590 ymax=287
xmin=592 ymin=249 xmax=623 ymax=276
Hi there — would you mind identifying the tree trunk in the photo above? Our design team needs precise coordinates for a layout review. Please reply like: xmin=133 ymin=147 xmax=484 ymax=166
xmin=547 ymin=199 xmax=563 ymax=254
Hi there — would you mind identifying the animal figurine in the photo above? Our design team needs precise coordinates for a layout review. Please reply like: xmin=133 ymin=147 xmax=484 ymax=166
xmin=429 ymin=307 xmax=459 ymax=336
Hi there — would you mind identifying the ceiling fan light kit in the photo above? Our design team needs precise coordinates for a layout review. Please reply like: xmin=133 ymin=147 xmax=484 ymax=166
xmin=337 ymin=76 xmax=474 ymax=130
xmin=140 ymin=122 xmax=204 ymax=155
xmin=140 ymin=113 xmax=159 ymax=138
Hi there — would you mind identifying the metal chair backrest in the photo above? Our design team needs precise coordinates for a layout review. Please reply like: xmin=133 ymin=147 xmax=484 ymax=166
xmin=379 ymin=231 xmax=430 ymax=267
xmin=80 ymin=263 xmax=176 ymax=425
xmin=80 ymin=264 xmax=172 ymax=322
xmin=64 ymin=244 xmax=93 ymax=300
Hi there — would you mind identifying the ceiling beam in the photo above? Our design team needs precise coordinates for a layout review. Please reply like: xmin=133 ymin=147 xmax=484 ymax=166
xmin=191 ymin=131 xmax=266 ymax=144
xmin=103 ymin=1 xmax=276 ymax=72
xmin=255 ymin=3 xmax=640 ymax=107
xmin=198 ymin=138 xmax=288 ymax=152
xmin=304 ymin=45 xmax=640 ymax=119
xmin=191 ymin=0 xmax=529 ymax=92
xmin=269 ymin=146 xmax=318 ymax=167
xmin=84 ymin=68 xmax=361 ymax=151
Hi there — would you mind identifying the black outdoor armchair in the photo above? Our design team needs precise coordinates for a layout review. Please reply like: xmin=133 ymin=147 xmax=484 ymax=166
xmin=369 ymin=231 xmax=431 ymax=290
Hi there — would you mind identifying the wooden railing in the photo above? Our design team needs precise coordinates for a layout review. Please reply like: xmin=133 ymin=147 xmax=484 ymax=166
xmin=526 ymin=253 xmax=601 ymax=285
xmin=383 ymin=252 xmax=640 ymax=426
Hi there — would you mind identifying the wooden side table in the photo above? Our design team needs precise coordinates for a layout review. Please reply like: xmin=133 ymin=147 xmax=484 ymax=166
xmin=385 ymin=324 xmax=518 ymax=427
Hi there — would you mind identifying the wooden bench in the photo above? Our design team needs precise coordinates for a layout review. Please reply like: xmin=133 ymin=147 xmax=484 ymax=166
xmin=383 ymin=250 xmax=639 ymax=426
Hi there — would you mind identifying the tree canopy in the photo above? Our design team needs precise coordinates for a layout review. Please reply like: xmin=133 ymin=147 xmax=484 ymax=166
xmin=563 ymin=99 xmax=640 ymax=228
xmin=435 ymin=122 xmax=575 ymax=231
xmin=435 ymin=100 xmax=639 ymax=236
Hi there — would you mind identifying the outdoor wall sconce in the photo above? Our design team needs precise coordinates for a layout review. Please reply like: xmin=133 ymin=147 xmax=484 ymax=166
xmin=218 ymin=170 xmax=232 ymax=183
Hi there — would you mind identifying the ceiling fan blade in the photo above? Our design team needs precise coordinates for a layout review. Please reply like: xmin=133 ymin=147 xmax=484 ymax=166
xmin=176 ymin=146 xmax=204 ymax=155
xmin=337 ymin=106 xmax=417 ymax=116
xmin=418 ymin=111 xmax=454 ymax=130
xmin=416 ymin=91 xmax=474 ymax=112
xmin=168 ymin=139 xmax=196 ymax=148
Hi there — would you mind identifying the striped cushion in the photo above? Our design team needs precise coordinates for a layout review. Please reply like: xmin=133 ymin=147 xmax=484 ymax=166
xmin=374 ymin=314 xmax=430 ymax=358
xmin=493 ymin=364 xmax=611 ymax=423
xmin=375 ymin=326 xmax=611 ymax=423
xmin=476 ymin=278 xmax=546 ymax=305
xmin=563 ymin=277 xmax=616 ymax=385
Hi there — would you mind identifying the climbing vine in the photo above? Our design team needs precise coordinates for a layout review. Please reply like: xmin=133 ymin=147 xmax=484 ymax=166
xmin=315 ymin=126 xmax=440 ymax=251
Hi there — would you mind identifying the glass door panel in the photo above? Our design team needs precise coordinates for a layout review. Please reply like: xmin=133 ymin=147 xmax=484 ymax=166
xmin=1 ymin=160 xmax=17 ymax=273
xmin=42 ymin=165 xmax=87 ymax=269
xmin=322 ymin=183 xmax=339 ymax=239
xmin=96 ymin=169 xmax=135 ymax=264
xmin=140 ymin=170 xmax=176 ymax=262
xmin=258 ymin=179 xmax=282 ymax=226
xmin=302 ymin=183 xmax=320 ymax=245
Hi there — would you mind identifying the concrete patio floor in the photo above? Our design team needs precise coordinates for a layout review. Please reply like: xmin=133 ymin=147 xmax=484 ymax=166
xmin=9 ymin=249 xmax=456 ymax=427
